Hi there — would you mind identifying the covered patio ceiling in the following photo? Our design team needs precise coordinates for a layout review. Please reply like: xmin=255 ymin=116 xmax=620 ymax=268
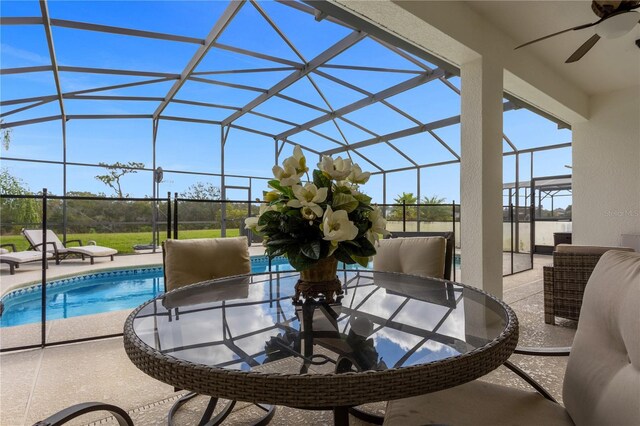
xmin=1 ymin=0 xmax=570 ymax=181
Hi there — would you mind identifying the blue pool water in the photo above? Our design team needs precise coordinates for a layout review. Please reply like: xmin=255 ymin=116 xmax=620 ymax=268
xmin=0 ymin=256 xmax=309 ymax=328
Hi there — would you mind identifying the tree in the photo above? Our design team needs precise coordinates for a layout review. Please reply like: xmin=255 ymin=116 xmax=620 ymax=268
xmin=95 ymin=161 xmax=145 ymax=198
xmin=420 ymin=195 xmax=452 ymax=222
xmin=180 ymin=182 xmax=221 ymax=200
xmin=177 ymin=182 xmax=222 ymax=230
xmin=389 ymin=192 xmax=418 ymax=220
xmin=0 ymin=169 xmax=41 ymax=233
xmin=1 ymin=119 xmax=12 ymax=150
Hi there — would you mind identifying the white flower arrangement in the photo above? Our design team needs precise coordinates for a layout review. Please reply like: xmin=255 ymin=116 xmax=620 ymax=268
xmin=245 ymin=146 xmax=389 ymax=270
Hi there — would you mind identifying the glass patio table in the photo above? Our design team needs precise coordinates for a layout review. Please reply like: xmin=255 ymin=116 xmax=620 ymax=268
xmin=124 ymin=270 xmax=518 ymax=425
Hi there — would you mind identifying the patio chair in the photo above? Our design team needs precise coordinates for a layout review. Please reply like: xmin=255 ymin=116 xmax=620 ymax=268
xmin=22 ymin=229 xmax=117 ymax=265
xmin=33 ymin=402 xmax=133 ymax=426
xmin=0 ymin=243 xmax=53 ymax=275
xmin=162 ymin=237 xmax=275 ymax=425
xmin=544 ymin=244 xmax=634 ymax=324
xmin=374 ymin=235 xmax=448 ymax=279
xmin=383 ymin=250 xmax=640 ymax=426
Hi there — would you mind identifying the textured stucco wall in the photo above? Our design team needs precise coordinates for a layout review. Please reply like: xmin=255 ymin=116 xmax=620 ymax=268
xmin=572 ymin=88 xmax=640 ymax=245
xmin=459 ymin=58 xmax=504 ymax=296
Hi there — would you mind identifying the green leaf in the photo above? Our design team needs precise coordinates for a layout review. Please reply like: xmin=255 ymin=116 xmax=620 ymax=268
xmin=301 ymin=241 xmax=321 ymax=260
xmin=265 ymin=239 xmax=290 ymax=247
xmin=332 ymin=193 xmax=358 ymax=213
xmin=258 ymin=210 xmax=281 ymax=226
xmin=353 ymin=192 xmax=372 ymax=205
xmin=333 ymin=185 xmax=352 ymax=194
xmin=268 ymin=180 xmax=294 ymax=198
xmin=266 ymin=245 xmax=288 ymax=257
xmin=343 ymin=237 xmax=376 ymax=257
xmin=333 ymin=246 xmax=356 ymax=264
xmin=342 ymin=239 xmax=361 ymax=249
xmin=288 ymin=253 xmax=316 ymax=271
xmin=357 ymin=237 xmax=377 ymax=257
xmin=313 ymin=170 xmax=331 ymax=188
xmin=353 ymin=255 xmax=370 ymax=268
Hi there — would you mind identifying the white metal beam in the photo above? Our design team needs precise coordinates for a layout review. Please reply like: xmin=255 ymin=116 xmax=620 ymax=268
xmin=153 ymin=0 xmax=245 ymax=119
xmin=39 ymin=0 xmax=65 ymax=119
xmin=221 ymin=30 xmax=366 ymax=126
xmin=277 ymin=70 xmax=443 ymax=140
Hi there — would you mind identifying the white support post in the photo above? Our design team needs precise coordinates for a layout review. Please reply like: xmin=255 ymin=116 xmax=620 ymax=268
xmin=460 ymin=57 xmax=504 ymax=297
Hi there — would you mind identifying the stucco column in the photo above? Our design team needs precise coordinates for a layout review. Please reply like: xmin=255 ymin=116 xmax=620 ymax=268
xmin=460 ymin=57 xmax=504 ymax=297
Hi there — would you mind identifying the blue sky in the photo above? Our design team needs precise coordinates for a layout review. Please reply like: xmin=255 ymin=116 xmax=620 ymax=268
xmin=0 ymin=0 xmax=572 ymax=208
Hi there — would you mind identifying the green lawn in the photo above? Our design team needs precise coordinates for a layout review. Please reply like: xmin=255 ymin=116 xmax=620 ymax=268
xmin=0 ymin=229 xmax=240 ymax=254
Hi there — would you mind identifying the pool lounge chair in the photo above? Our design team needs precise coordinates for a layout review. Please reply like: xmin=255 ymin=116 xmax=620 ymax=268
xmin=0 ymin=243 xmax=53 ymax=275
xmin=22 ymin=229 xmax=117 ymax=265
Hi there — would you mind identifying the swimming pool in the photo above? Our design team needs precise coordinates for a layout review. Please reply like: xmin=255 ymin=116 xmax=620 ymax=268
xmin=0 ymin=256 xmax=313 ymax=328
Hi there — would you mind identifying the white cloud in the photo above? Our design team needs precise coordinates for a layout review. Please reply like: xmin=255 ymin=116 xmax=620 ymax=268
xmin=1 ymin=43 xmax=50 ymax=65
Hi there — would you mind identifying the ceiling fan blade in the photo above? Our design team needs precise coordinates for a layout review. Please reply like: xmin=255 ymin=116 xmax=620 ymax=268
xmin=566 ymin=34 xmax=601 ymax=63
xmin=515 ymin=22 xmax=599 ymax=50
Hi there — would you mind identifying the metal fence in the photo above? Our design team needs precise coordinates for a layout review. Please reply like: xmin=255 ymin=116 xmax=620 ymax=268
xmin=0 ymin=190 xmax=537 ymax=352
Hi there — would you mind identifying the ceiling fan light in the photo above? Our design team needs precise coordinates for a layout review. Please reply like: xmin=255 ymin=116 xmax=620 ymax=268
xmin=596 ymin=11 xmax=639 ymax=39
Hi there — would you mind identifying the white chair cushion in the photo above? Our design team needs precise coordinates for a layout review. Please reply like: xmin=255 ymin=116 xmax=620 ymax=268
xmin=23 ymin=230 xmax=66 ymax=251
xmin=374 ymin=237 xmax=446 ymax=279
xmin=0 ymin=250 xmax=53 ymax=263
xmin=164 ymin=237 xmax=251 ymax=291
xmin=66 ymin=245 xmax=117 ymax=257
xmin=563 ymin=250 xmax=640 ymax=426
xmin=383 ymin=380 xmax=574 ymax=426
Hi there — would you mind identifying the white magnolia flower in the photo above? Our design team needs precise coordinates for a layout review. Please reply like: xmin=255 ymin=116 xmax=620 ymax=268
xmin=322 ymin=206 xmax=359 ymax=253
xmin=366 ymin=207 xmax=389 ymax=245
xmin=301 ymin=206 xmax=318 ymax=222
xmin=348 ymin=164 xmax=370 ymax=185
xmin=244 ymin=216 xmax=259 ymax=231
xmin=319 ymin=155 xmax=352 ymax=181
xmin=288 ymin=145 xmax=308 ymax=175
xmin=272 ymin=162 xmax=301 ymax=187
xmin=287 ymin=183 xmax=328 ymax=218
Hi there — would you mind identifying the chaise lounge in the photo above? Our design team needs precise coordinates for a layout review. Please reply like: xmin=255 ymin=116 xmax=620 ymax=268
xmin=22 ymin=229 xmax=118 ymax=265
xmin=0 ymin=243 xmax=53 ymax=275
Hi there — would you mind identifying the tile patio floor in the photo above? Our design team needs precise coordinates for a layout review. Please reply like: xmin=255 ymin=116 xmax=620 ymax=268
xmin=0 ymin=253 xmax=576 ymax=425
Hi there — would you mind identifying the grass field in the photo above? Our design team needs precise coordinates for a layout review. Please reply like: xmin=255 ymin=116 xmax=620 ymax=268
xmin=0 ymin=229 xmax=241 ymax=254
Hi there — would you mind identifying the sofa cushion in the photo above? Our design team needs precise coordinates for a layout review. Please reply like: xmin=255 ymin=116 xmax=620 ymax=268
xmin=374 ymin=237 xmax=446 ymax=279
xmin=383 ymin=379 xmax=573 ymax=426
xmin=563 ymin=250 xmax=640 ymax=425
xmin=164 ymin=237 xmax=251 ymax=291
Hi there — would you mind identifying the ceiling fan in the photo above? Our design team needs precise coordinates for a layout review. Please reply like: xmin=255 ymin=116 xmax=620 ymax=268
xmin=515 ymin=1 xmax=640 ymax=63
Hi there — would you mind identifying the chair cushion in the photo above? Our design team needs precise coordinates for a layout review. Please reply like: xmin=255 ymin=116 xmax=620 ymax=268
xmin=373 ymin=237 xmax=446 ymax=279
xmin=555 ymin=244 xmax=635 ymax=255
xmin=0 ymin=250 xmax=53 ymax=263
xmin=66 ymin=245 xmax=118 ymax=257
xmin=164 ymin=237 xmax=251 ymax=291
xmin=563 ymin=250 xmax=640 ymax=426
xmin=23 ymin=229 xmax=66 ymax=251
xmin=383 ymin=380 xmax=574 ymax=426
